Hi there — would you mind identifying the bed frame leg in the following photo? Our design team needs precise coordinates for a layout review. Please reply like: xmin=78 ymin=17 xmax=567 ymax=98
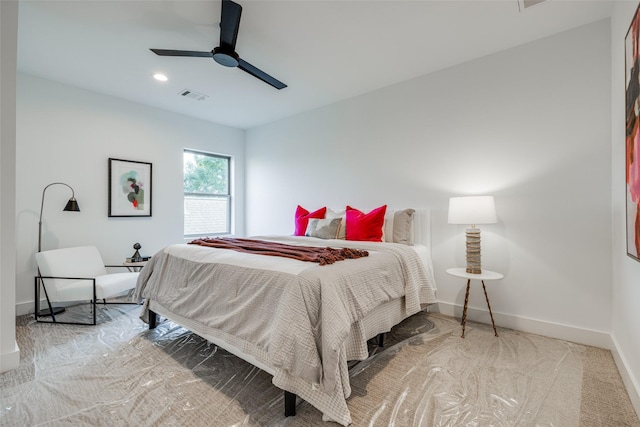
xmin=284 ymin=390 xmax=296 ymax=417
xmin=377 ymin=332 xmax=384 ymax=348
xmin=149 ymin=310 xmax=157 ymax=329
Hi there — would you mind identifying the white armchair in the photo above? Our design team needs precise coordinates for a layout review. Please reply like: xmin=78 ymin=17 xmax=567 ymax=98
xmin=35 ymin=246 xmax=140 ymax=325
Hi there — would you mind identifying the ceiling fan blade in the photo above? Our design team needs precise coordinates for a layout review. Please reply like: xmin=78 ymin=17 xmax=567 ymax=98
xmin=220 ymin=0 xmax=242 ymax=51
xmin=150 ymin=49 xmax=213 ymax=58
xmin=238 ymin=58 xmax=287 ymax=90
xmin=151 ymin=2 xmax=285 ymax=91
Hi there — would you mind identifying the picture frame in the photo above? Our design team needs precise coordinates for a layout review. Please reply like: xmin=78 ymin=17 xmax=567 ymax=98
xmin=108 ymin=158 xmax=152 ymax=217
xmin=625 ymin=4 xmax=640 ymax=262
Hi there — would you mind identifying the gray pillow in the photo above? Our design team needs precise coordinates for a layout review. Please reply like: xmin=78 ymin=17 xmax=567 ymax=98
xmin=305 ymin=218 xmax=342 ymax=239
xmin=393 ymin=209 xmax=415 ymax=244
xmin=325 ymin=208 xmax=346 ymax=239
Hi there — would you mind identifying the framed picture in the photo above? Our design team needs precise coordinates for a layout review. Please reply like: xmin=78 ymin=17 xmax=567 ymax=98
xmin=108 ymin=158 xmax=152 ymax=217
xmin=626 ymin=4 xmax=640 ymax=262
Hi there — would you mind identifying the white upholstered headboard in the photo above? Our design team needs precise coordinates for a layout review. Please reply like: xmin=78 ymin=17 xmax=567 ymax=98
xmin=411 ymin=208 xmax=431 ymax=249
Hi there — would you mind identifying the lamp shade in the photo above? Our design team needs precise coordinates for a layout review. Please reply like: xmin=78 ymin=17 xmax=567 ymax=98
xmin=448 ymin=196 xmax=497 ymax=225
xmin=63 ymin=197 xmax=80 ymax=212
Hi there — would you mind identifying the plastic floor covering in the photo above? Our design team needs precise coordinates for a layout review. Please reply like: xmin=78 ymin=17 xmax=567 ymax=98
xmin=1 ymin=302 xmax=638 ymax=426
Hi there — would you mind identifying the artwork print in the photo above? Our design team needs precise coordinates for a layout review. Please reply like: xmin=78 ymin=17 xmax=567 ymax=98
xmin=626 ymin=4 xmax=640 ymax=262
xmin=108 ymin=158 xmax=152 ymax=217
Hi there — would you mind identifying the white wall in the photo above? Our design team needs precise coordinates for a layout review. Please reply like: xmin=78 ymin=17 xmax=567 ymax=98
xmin=246 ymin=21 xmax=613 ymax=344
xmin=0 ymin=0 xmax=20 ymax=373
xmin=611 ymin=1 xmax=640 ymax=414
xmin=15 ymin=73 xmax=245 ymax=314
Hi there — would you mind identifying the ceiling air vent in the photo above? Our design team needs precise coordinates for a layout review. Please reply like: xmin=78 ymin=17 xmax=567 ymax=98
xmin=518 ymin=0 xmax=546 ymax=11
xmin=179 ymin=89 xmax=208 ymax=101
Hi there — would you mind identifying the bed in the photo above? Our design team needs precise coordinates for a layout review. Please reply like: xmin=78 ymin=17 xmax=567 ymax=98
xmin=133 ymin=209 xmax=437 ymax=425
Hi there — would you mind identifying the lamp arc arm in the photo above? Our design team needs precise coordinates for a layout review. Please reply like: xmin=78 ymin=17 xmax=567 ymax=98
xmin=38 ymin=182 xmax=77 ymax=252
xmin=39 ymin=182 xmax=76 ymax=222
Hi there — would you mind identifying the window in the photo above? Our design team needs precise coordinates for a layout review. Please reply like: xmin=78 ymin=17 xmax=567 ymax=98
xmin=183 ymin=150 xmax=231 ymax=237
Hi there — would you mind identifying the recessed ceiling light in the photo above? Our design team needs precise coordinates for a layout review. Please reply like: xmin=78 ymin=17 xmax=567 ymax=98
xmin=153 ymin=73 xmax=168 ymax=82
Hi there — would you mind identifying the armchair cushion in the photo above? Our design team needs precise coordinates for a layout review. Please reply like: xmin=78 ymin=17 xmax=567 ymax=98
xmin=54 ymin=272 xmax=139 ymax=301
xmin=36 ymin=246 xmax=138 ymax=302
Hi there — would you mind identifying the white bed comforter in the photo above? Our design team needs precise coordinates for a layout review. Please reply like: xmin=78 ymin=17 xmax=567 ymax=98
xmin=134 ymin=236 xmax=437 ymax=425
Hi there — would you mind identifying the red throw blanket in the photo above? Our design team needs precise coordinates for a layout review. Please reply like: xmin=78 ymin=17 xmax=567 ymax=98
xmin=188 ymin=237 xmax=369 ymax=266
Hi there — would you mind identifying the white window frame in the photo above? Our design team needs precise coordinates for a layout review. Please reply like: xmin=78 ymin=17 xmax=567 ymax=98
xmin=183 ymin=149 xmax=231 ymax=238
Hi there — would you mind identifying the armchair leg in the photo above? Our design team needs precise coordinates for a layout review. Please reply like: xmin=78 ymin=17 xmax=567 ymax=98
xmin=44 ymin=283 xmax=58 ymax=322
xmin=34 ymin=276 xmax=65 ymax=322
xmin=33 ymin=276 xmax=133 ymax=326
xmin=92 ymin=283 xmax=97 ymax=325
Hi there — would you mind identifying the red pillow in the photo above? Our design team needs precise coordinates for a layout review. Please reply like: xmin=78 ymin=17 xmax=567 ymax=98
xmin=294 ymin=205 xmax=326 ymax=236
xmin=345 ymin=205 xmax=387 ymax=242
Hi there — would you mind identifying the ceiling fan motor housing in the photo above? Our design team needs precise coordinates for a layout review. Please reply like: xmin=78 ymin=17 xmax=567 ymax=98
xmin=212 ymin=47 xmax=239 ymax=67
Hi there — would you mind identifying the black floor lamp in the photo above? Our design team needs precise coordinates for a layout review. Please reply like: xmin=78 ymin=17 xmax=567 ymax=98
xmin=37 ymin=182 xmax=80 ymax=316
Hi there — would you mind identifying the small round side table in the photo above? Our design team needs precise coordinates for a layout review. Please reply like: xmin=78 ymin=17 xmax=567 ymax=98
xmin=123 ymin=260 xmax=148 ymax=272
xmin=446 ymin=267 xmax=504 ymax=338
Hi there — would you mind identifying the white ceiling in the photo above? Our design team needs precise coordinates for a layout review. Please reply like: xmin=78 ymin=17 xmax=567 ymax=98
xmin=17 ymin=0 xmax=613 ymax=130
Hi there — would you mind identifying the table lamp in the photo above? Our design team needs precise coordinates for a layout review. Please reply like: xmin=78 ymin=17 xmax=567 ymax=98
xmin=448 ymin=196 xmax=496 ymax=274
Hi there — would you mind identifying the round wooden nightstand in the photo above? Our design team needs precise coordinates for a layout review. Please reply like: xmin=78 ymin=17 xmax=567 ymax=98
xmin=446 ymin=267 xmax=504 ymax=338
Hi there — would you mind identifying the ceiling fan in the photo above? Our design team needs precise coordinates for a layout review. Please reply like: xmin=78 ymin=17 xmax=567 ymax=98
xmin=150 ymin=0 xmax=287 ymax=90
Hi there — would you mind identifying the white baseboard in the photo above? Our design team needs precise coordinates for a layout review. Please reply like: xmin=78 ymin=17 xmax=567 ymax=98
xmin=610 ymin=335 xmax=640 ymax=420
xmin=0 ymin=341 xmax=20 ymax=374
xmin=432 ymin=301 xmax=612 ymax=349
xmin=16 ymin=299 xmax=37 ymax=316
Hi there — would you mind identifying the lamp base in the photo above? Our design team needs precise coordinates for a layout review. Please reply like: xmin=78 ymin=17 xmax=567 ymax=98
xmin=465 ymin=227 xmax=482 ymax=274
xmin=38 ymin=307 xmax=65 ymax=316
